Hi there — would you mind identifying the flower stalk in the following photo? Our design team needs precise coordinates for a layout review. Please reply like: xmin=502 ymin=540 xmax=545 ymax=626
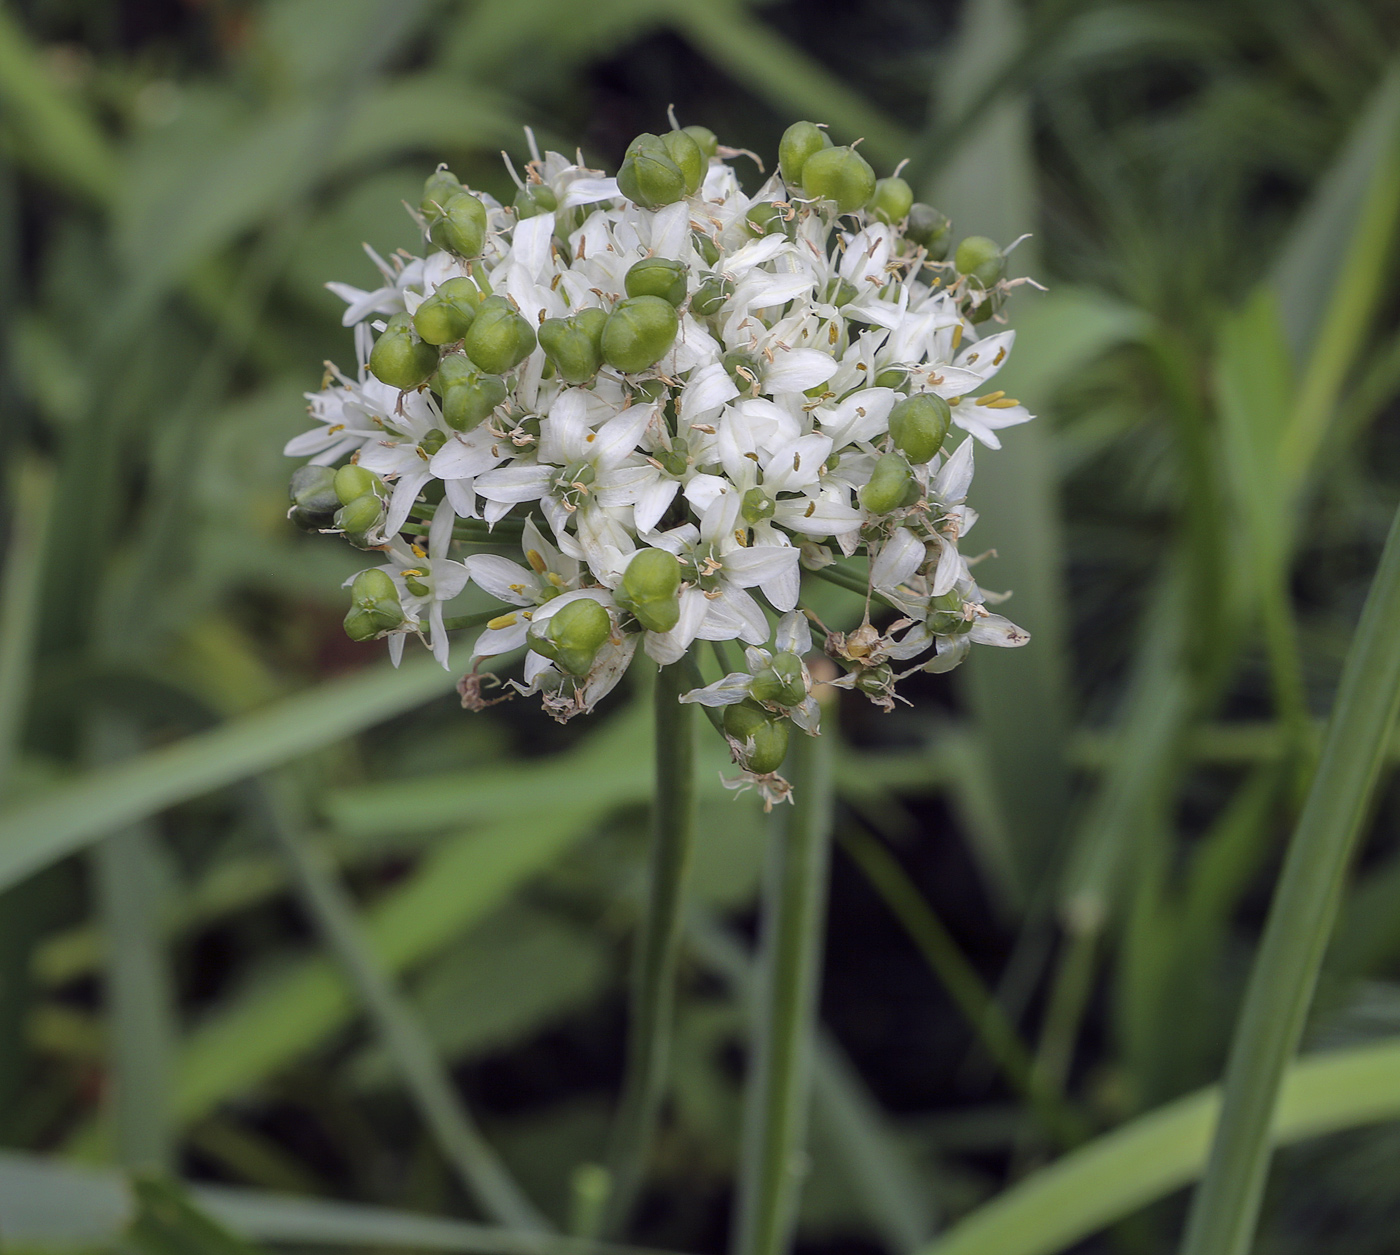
xmin=732 ymin=717 xmax=834 ymax=1255
xmin=603 ymin=660 xmax=698 ymax=1232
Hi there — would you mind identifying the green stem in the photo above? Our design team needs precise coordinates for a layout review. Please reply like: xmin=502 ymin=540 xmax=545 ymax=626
xmin=808 ymin=562 xmax=901 ymax=613
xmin=839 ymin=827 xmax=1088 ymax=1148
xmin=442 ymin=609 xmax=507 ymax=634
xmin=0 ymin=459 xmax=51 ymax=798
xmin=602 ymin=662 xmax=698 ymax=1234
xmin=1032 ymin=929 xmax=1098 ymax=1102
xmin=257 ymin=783 xmax=549 ymax=1232
xmin=733 ymin=724 xmax=835 ymax=1255
xmin=401 ymin=520 xmax=524 ymax=545
xmin=1178 ymin=499 xmax=1400 ymax=1255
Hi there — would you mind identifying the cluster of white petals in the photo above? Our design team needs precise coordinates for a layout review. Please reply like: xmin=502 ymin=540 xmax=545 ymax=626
xmin=286 ymin=129 xmax=1032 ymax=754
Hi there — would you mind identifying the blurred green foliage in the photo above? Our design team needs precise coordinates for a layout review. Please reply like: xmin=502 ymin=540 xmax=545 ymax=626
xmin=5 ymin=1 xmax=1400 ymax=1253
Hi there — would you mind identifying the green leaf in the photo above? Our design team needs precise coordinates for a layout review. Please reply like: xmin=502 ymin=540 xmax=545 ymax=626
xmin=127 ymin=1175 xmax=269 ymax=1255
xmin=922 ymin=1038 xmax=1400 ymax=1255
xmin=0 ymin=657 xmax=460 ymax=896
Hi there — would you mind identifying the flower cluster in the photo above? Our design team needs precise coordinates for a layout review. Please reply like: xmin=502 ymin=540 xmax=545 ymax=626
xmin=285 ymin=120 xmax=1033 ymax=794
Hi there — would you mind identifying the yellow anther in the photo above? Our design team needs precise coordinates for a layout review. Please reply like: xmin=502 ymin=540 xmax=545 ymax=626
xmin=410 ymin=543 xmax=427 ymax=559
xmin=975 ymin=391 xmax=1006 ymax=406
xmin=734 ymin=530 xmax=748 ymax=547
xmin=327 ymin=423 xmax=345 ymax=434
xmin=402 ymin=568 xmax=424 ymax=578
xmin=547 ymin=572 xmax=566 ymax=588
xmin=525 ymin=549 xmax=548 ymax=574
xmin=508 ymin=583 xmax=527 ymax=594
xmin=951 ymin=325 xmax=964 ymax=350
xmin=986 ymin=397 xmax=1020 ymax=409
xmin=993 ymin=347 xmax=1007 ymax=365
xmin=487 ymin=612 xmax=518 ymax=629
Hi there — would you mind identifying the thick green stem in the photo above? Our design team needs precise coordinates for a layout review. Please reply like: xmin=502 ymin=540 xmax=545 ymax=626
xmin=603 ymin=662 xmax=697 ymax=1233
xmin=1178 ymin=500 xmax=1400 ymax=1255
xmin=732 ymin=726 xmax=834 ymax=1255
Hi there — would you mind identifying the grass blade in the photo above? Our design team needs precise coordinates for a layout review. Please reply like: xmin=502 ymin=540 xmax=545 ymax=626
xmin=1178 ymin=498 xmax=1400 ymax=1255
xmin=0 ymin=458 xmax=52 ymax=798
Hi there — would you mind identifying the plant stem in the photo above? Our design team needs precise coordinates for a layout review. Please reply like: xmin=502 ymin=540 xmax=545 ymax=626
xmin=1179 ymin=500 xmax=1400 ymax=1255
xmin=257 ymin=782 xmax=549 ymax=1233
xmin=732 ymin=725 xmax=834 ymax=1255
xmin=603 ymin=661 xmax=698 ymax=1234
xmin=0 ymin=458 xmax=51 ymax=799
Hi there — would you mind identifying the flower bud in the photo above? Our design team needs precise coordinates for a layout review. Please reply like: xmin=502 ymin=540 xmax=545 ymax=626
xmin=333 ymin=463 xmax=383 ymax=506
xmin=750 ymin=651 xmax=807 ymax=708
xmin=463 ymin=295 xmax=537 ymax=375
xmin=888 ymin=392 xmax=951 ymax=464
xmin=869 ymin=175 xmax=913 ymax=225
xmin=420 ymin=168 xmax=463 ymax=216
xmin=289 ymin=465 xmax=339 ymax=530
xmin=443 ymin=372 xmax=508 ymax=430
xmin=801 ymin=145 xmax=876 ymax=214
xmin=336 ymin=491 xmax=385 ymax=535
xmin=616 ymin=134 xmax=687 ymax=209
xmin=513 ymin=182 xmax=558 ymax=219
xmin=691 ymin=229 xmax=721 ymax=266
xmin=723 ymin=700 xmax=790 ymax=774
xmin=531 ymin=598 xmax=612 ymax=676
xmin=741 ymin=487 xmax=775 ymax=524
xmin=618 ymin=548 xmax=682 ymax=633
xmin=954 ymin=235 xmax=1005 ymax=289
xmin=745 ymin=201 xmax=792 ymax=239
xmin=625 ymin=257 xmax=688 ymax=307
xmin=779 ymin=121 xmax=832 ymax=187
xmin=539 ymin=308 xmax=607 ymax=385
xmin=369 ymin=313 xmax=440 ymax=390
xmin=860 ymin=450 xmax=917 ymax=515
xmin=430 ymin=191 xmax=488 ymax=258
xmin=413 ymin=277 xmax=485 ymax=345
xmin=683 ymin=124 xmax=719 ymax=160
xmin=661 ymin=129 xmax=705 ymax=195
xmin=690 ymin=276 xmax=734 ymax=316
xmin=906 ymin=204 xmax=951 ymax=259
xmin=601 ymin=295 xmax=679 ymax=374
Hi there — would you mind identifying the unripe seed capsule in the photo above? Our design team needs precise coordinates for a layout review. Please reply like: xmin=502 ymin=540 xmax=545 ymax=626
xmin=538 ymin=313 xmax=605 ymax=385
xmin=745 ymin=201 xmax=792 ymax=239
xmin=463 ymin=296 xmax=537 ymax=375
xmin=431 ymin=191 xmax=488 ymax=258
xmin=290 ymin=465 xmax=340 ymax=517
xmin=723 ymin=350 xmax=761 ymax=392
xmin=683 ymin=124 xmax=718 ymax=160
xmin=741 ymin=487 xmax=775 ymax=524
xmin=875 ymin=367 xmax=908 ymax=390
xmin=622 ymin=547 xmax=682 ymax=603
xmin=822 ymin=277 xmax=858 ymax=306
xmin=443 ymin=373 xmax=508 ymax=430
xmin=351 ymin=568 xmax=400 ymax=607
xmin=690 ymin=276 xmax=734 ymax=316
xmin=625 ymin=257 xmax=688 ymax=307
xmin=336 ymin=492 xmax=384 ymax=535
xmin=888 ymin=392 xmax=952 ymax=464
xmin=691 ymin=229 xmax=721 ymax=266
xmin=535 ymin=598 xmax=612 ymax=676
xmin=661 ymin=129 xmax=705 ymax=195
xmin=601 ymin=295 xmax=679 ymax=374
xmin=750 ymin=652 xmax=807 ymax=707
xmin=801 ymin=145 xmax=876 ymax=214
xmin=344 ymin=607 xmax=384 ymax=641
xmin=869 ymin=176 xmax=914 ymax=225
xmin=617 ymin=134 xmax=686 ymax=209
xmin=513 ymin=182 xmax=558 ymax=219
xmin=333 ymin=464 xmax=382 ymax=506
xmin=954 ymin=235 xmax=1005 ymax=288
xmin=434 ymin=353 xmax=476 ymax=394
xmin=413 ymin=277 xmax=485 ymax=345
xmin=723 ymin=700 xmax=790 ymax=774
xmin=779 ymin=121 xmax=832 ymax=187
xmin=369 ymin=313 xmax=440 ymax=390
xmin=906 ymin=203 xmax=952 ymax=259
xmin=420 ymin=168 xmax=462 ymax=216
xmin=860 ymin=450 xmax=916 ymax=515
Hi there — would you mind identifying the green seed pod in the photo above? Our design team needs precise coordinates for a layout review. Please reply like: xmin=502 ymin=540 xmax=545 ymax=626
xmin=539 ymin=311 xmax=607 ymax=385
xmin=419 ymin=429 xmax=447 ymax=458
xmin=723 ymin=700 xmax=790 ymax=774
xmin=869 ymin=175 xmax=914 ymax=225
xmin=860 ymin=450 xmax=916 ymax=515
xmin=801 ymin=145 xmax=876 ymax=214
xmin=854 ymin=662 xmax=895 ymax=695
xmin=430 ymin=191 xmax=488 ymax=258
xmin=513 ymin=182 xmax=558 ymax=219
xmin=655 ymin=437 xmax=689 ymax=477
xmin=906 ymin=203 xmax=952 ymax=259
xmin=531 ymin=598 xmax=613 ymax=676
xmin=443 ymin=373 xmax=508 ymax=430
xmin=779 ymin=121 xmax=832 ymax=187
xmin=625 ymin=257 xmax=688 ymax=307
xmin=333 ymin=464 xmax=382 ymax=506
xmin=928 ymin=590 xmax=974 ymax=636
xmin=618 ymin=548 xmax=683 ymax=633
xmin=875 ymin=367 xmax=908 ymax=390
xmin=413 ymin=277 xmax=485 ymax=346
xmin=691 ymin=276 xmax=735 ymax=317
xmin=967 ymin=291 xmax=1002 ymax=324
xmin=691 ymin=229 xmax=721 ymax=266
xmin=463 ymin=295 xmax=537 ymax=375
xmin=745 ymin=201 xmax=792 ymax=239
xmin=344 ymin=607 xmax=384 ymax=642
xmin=822 ymin=276 xmax=859 ymax=307
xmin=661 ymin=129 xmax=705 ymax=195
xmin=683 ymin=124 xmax=719 ymax=160
xmin=434 ymin=352 xmax=477 ymax=394
xmin=750 ymin=651 xmax=807 ymax=707
xmin=351 ymin=567 xmax=401 ymax=610
xmin=290 ymin=465 xmax=340 ymax=517
xmin=601 ymin=295 xmax=679 ymax=374
xmin=954 ymin=235 xmax=1005 ymax=289
xmin=616 ymin=134 xmax=687 ymax=209
xmin=741 ymin=487 xmax=775 ymax=524
xmin=335 ymin=491 xmax=385 ymax=535
xmin=369 ymin=313 xmax=439 ymax=390
xmin=420 ymin=168 xmax=463 ymax=217
xmin=723 ymin=350 xmax=761 ymax=393
xmin=888 ymin=392 xmax=952 ymax=464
